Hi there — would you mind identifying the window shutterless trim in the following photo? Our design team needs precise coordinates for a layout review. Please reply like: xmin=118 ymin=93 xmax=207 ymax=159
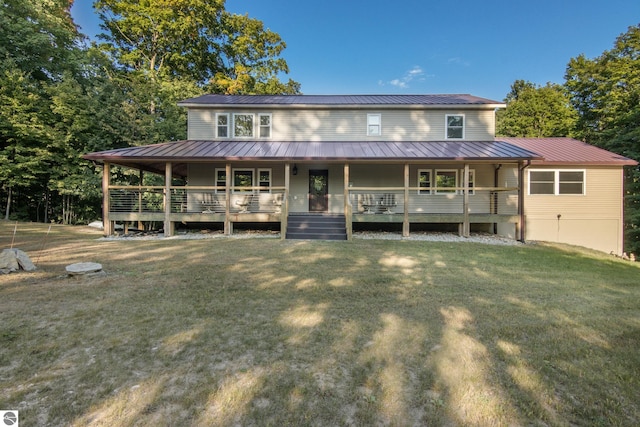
xmin=232 ymin=168 xmax=255 ymax=193
xmin=258 ymin=113 xmax=272 ymax=139
xmin=445 ymin=114 xmax=465 ymax=139
xmin=367 ymin=113 xmax=382 ymax=136
xmin=435 ymin=169 xmax=458 ymax=194
xmin=233 ymin=113 xmax=254 ymax=138
xmin=528 ymin=169 xmax=586 ymax=195
xmin=216 ymin=113 xmax=229 ymax=138
xmin=417 ymin=169 xmax=432 ymax=195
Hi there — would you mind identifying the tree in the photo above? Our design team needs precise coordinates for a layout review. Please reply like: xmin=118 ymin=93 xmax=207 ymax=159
xmin=496 ymin=80 xmax=577 ymax=137
xmin=565 ymin=24 xmax=640 ymax=253
xmin=0 ymin=0 xmax=84 ymax=220
xmin=94 ymin=0 xmax=300 ymax=94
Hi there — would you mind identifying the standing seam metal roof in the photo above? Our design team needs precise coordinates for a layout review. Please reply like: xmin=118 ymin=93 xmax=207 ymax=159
xmin=177 ymin=94 xmax=504 ymax=106
xmin=499 ymin=137 xmax=637 ymax=166
xmin=83 ymin=140 xmax=541 ymax=162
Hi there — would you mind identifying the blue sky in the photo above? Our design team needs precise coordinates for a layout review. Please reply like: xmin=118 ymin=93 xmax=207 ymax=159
xmin=71 ymin=0 xmax=639 ymax=101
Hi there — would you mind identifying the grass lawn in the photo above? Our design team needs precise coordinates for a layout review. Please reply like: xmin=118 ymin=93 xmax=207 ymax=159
xmin=1 ymin=221 xmax=639 ymax=426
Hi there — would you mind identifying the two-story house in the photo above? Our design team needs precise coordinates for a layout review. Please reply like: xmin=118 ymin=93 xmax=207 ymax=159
xmin=83 ymin=94 xmax=636 ymax=254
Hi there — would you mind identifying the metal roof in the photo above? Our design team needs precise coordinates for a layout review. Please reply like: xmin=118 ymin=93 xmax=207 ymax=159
xmin=84 ymin=140 xmax=541 ymax=177
xmin=498 ymin=137 xmax=638 ymax=166
xmin=177 ymin=94 xmax=505 ymax=108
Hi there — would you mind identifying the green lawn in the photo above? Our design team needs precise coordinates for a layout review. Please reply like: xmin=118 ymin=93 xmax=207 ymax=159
xmin=1 ymin=222 xmax=639 ymax=426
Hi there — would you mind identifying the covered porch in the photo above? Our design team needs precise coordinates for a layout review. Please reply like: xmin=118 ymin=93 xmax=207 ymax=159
xmin=84 ymin=140 xmax=541 ymax=240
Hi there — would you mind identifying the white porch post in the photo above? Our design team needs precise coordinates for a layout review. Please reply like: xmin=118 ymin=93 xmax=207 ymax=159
xmin=102 ymin=162 xmax=112 ymax=236
xmin=282 ymin=163 xmax=290 ymax=240
xmin=344 ymin=163 xmax=352 ymax=240
xmin=403 ymin=163 xmax=410 ymax=237
xmin=224 ymin=163 xmax=231 ymax=235
xmin=463 ymin=163 xmax=470 ymax=237
xmin=164 ymin=162 xmax=173 ymax=237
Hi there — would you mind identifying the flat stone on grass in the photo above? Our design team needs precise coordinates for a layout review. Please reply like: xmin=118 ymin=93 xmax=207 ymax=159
xmin=66 ymin=262 xmax=104 ymax=277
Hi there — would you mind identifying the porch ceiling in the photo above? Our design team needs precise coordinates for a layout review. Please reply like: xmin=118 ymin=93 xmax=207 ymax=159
xmin=83 ymin=140 xmax=542 ymax=177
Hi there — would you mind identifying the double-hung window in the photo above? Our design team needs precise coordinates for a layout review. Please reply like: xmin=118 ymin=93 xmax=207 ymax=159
xmin=529 ymin=170 xmax=585 ymax=195
xmin=233 ymin=114 xmax=254 ymax=138
xmin=216 ymin=113 xmax=229 ymax=138
xmin=418 ymin=169 xmax=432 ymax=194
xmin=367 ymin=114 xmax=381 ymax=136
xmin=446 ymin=114 xmax=464 ymax=139
xmin=464 ymin=170 xmax=475 ymax=195
xmin=259 ymin=114 xmax=272 ymax=138
xmin=258 ymin=169 xmax=271 ymax=192
xmin=215 ymin=168 xmax=226 ymax=193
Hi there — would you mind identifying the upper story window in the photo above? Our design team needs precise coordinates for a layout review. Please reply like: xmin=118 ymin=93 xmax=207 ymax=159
xmin=259 ymin=114 xmax=272 ymax=138
xmin=216 ymin=113 xmax=229 ymax=138
xmin=367 ymin=114 xmax=381 ymax=136
xmin=233 ymin=114 xmax=254 ymax=138
xmin=529 ymin=170 xmax=585 ymax=195
xmin=446 ymin=114 xmax=465 ymax=139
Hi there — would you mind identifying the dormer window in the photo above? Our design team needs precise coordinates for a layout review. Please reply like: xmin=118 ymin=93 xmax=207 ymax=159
xmin=446 ymin=114 xmax=464 ymax=139
xmin=367 ymin=114 xmax=381 ymax=136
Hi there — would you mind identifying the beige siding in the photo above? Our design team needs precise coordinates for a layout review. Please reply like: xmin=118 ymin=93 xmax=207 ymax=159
xmin=524 ymin=166 xmax=624 ymax=254
xmin=186 ymin=108 xmax=496 ymax=141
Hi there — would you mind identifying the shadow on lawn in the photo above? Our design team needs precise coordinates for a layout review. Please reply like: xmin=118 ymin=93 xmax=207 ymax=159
xmin=1 ymin=226 xmax=639 ymax=426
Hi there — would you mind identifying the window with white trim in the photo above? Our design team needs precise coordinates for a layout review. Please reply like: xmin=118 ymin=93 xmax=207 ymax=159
xmin=367 ymin=114 xmax=381 ymax=136
xmin=259 ymin=114 xmax=271 ymax=138
xmin=233 ymin=114 xmax=254 ymax=137
xmin=232 ymin=169 xmax=254 ymax=192
xmin=463 ymin=170 xmax=475 ymax=195
xmin=446 ymin=114 xmax=464 ymax=139
xmin=215 ymin=168 xmax=226 ymax=193
xmin=216 ymin=113 xmax=229 ymax=138
xmin=435 ymin=170 xmax=457 ymax=194
xmin=258 ymin=168 xmax=271 ymax=192
xmin=418 ymin=169 xmax=431 ymax=194
xmin=529 ymin=170 xmax=585 ymax=195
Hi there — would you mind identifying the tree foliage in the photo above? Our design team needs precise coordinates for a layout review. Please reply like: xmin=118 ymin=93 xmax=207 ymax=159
xmin=0 ymin=0 xmax=299 ymax=224
xmin=496 ymin=80 xmax=577 ymax=137
xmin=565 ymin=24 xmax=640 ymax=253
xmin=95 ymin=0 xmax=300 ymax=94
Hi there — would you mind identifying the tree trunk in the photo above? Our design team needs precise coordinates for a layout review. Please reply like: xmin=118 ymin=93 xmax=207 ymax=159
xmin=44 ymin=189 xmax=50 ymax=223
xmin=4 ymin=187 xmax=11 ymax=220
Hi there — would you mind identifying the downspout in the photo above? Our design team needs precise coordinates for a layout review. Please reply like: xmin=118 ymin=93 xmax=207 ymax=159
xmin=518 ymin=160 xmax=531 ymax=242
xmin=493 ymin=164 xmax=502 ymax=234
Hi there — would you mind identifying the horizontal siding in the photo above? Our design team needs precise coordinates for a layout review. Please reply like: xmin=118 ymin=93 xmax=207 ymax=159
xmin=187 ymin=108 xmax=495 ymax=141
xmin=524 ymin=167 xmax=622 ymax=218
xmin=523 ymin=166 xmax=624 ymax=253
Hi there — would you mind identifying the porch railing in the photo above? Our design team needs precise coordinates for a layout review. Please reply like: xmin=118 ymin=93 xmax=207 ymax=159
xmin=108 ymin=185 xmax=517 ymax=219
xmin=108 ymin=186 xmax=286 ymax=215
xmin=348 ymin=187 xmax=518 ymax=215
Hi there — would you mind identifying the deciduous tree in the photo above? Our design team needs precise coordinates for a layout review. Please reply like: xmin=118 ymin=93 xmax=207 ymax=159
xmin=496 ymin=80 xmax=577 ymax=137
xmin=565 ymin=24 xmax=640 ymax=253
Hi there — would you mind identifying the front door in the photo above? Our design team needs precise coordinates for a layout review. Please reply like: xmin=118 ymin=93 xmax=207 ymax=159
xmin=309 ymin=169 xmax=329 ymax=212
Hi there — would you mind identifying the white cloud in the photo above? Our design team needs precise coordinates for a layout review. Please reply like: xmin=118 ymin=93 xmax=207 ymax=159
xmin=381 ymin=66 xmax=428 ymax=89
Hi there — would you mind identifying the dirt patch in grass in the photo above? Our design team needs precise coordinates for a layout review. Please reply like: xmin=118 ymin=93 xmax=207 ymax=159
xmin=1 ymin=221 xmax=639 ymax=426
